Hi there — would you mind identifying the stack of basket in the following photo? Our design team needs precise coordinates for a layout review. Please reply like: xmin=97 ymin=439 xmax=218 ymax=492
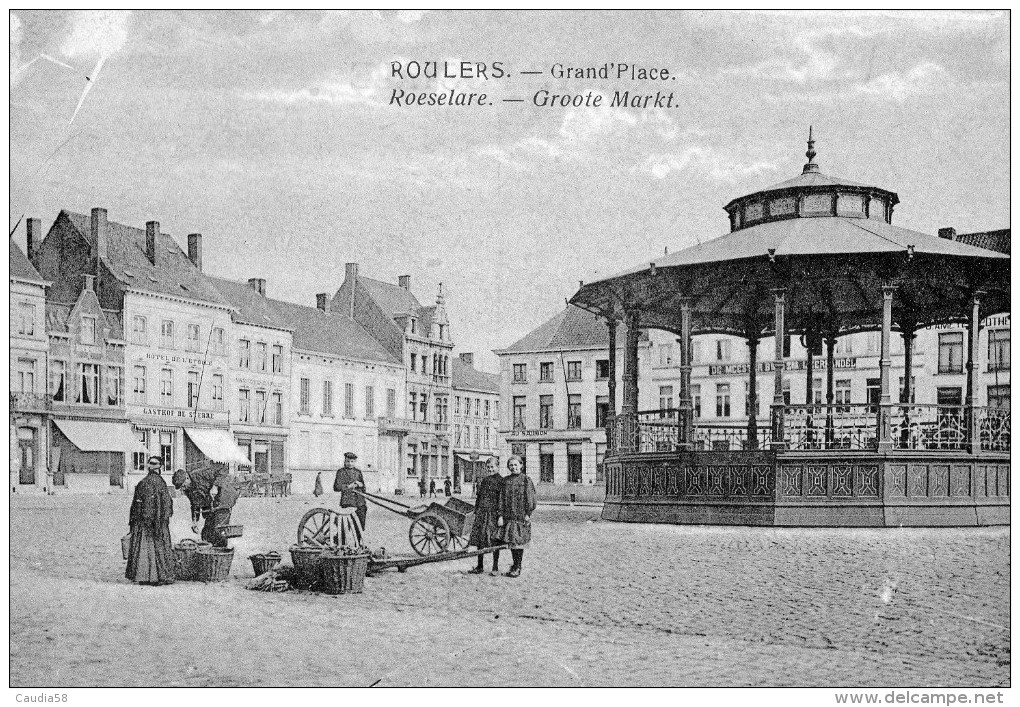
xmin=318 ymin=547 xmax=371 ymax=595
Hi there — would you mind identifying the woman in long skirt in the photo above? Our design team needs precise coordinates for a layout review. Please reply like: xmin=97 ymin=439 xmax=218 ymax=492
xmin=496 ymin=455 xmax=536 ymax=578
xmin=125 ymin=456 xmax=175 ymax=585
xmin=467 ymin=457 xmax=503 ymax=575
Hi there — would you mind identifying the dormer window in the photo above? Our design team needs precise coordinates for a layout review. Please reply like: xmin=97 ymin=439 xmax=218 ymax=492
xmin=81 ymin=316 xmax=97 ymax=345
xmin=410 ymin=319 xmax=417 ymax=335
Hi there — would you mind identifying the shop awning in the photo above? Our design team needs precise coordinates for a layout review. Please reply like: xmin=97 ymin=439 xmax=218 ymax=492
xmin=455 ymin=453 xmax=492 ymax=463
xmin=52 ymin=419 xmax=145 ymax=453
xmin=184 ymin=428 xmax=252 ymax=465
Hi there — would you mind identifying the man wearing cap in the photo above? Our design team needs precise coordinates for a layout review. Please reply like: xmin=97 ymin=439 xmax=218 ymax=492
xmin=334 ymin=452 xmax=368 ymax=531
xmin=172 ymin=466 xmax=240 ymax=548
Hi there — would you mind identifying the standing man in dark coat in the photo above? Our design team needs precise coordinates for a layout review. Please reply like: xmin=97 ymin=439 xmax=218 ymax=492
xmin=334 ymin=451 xmax=367 ymax=531
xmin=418 ymin=477 xmax=427 ymax=499
xmin=496 ymin=455 xmax=537 ymax=578
xmin=172 ymin=466 xmax=240 ymax=548
xmin=126 ymin=456 xmax=175 ymax=585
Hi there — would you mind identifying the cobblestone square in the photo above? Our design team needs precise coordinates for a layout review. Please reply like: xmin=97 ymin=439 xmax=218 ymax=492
xmin=9 ymin=493 xmax=1009 ymax=687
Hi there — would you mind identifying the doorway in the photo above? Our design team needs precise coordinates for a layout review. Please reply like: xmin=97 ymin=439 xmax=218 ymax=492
xmin=17 ymin=427 xmax=36 ymax=485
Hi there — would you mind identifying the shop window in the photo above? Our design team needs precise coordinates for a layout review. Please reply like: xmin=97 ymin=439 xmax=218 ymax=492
xmin=539 ymin=444 xmax=554 ymax=483
xmin=160 ymin=432 xmax=174 ymax=472
xmin=77 ymin=363 xmax=99 ymax=404
xmin=133 ymin=430 xmax=149 ymax=471
xmin=567 ymin=444 xmax=582 ymax=483
xmin=938 ymin=332 xmax=964 ymax=374
xmin=236 ymin=440 xmax=252 ymax=475
xmin=988 ymin=329 xmax=1009 ymax=372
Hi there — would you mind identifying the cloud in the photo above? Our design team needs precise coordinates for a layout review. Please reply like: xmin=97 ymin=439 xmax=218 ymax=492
xmin=395 ymin=10 xmax=428 ymax=24
xmin=247 ymin=60 xmax=392 ymax=107
xmin=10 ymin=13 xmax=24 ymax=87
xmin=852 ymin=62 xmax=948 ymax=102
xmin=60 ymin=10 xmax=131 ymax=59
xmin=639 ymin=148 xmax=778 ymax=183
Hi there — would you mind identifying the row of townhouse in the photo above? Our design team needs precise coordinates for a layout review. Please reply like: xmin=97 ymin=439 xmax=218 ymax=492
xmin=10 ymin=208 xmax=493 ymax=495
xmin=496 ymin=252 xmax=1010 ymax=501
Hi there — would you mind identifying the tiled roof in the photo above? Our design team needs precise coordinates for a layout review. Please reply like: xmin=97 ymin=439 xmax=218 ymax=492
xmin=10 ymin=238 xmax=45 ymax=283
xmin=451 ymin=358 xmax=499 ymax=393
xmin=498 ymin=305 xmax=627 ymax=354
xmin=45 ymin=301 xmax=124 ymax=340
xmin=210 ymin=277 xmax=400 ymax=365
xmin=62 ymin=211 xmax=231 ymax=307
xmin=954 ymin=229 xmax=1010 ymax=255
xmin=356 ymin=276 xmax=422 ymax=316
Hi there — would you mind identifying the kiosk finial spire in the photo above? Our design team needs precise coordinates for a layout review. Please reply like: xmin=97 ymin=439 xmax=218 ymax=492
xmin=803 ymin=126 xmax=819 ymax=174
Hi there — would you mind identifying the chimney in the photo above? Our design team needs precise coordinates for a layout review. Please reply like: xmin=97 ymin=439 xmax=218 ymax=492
xmin=187 ymin=233 xmax=203 ymax=271
xmin=398 ymin=275 xmax=410 ymax=290
xmin=459 ymin=352 xmax=474 ymax=367
xmin=145 ymin=221 xmax=159 ymax=264
xmin=316 ymin=293 xmax=330 ymax=313
xmin=345 ymin=262 xmax=358 ymax=282
xmin=91 ymin=208 xmax=108 ymax=262
xmin=25 ymin=218 xmax=40 ymax=263
xmin=938 ymin=227 xmax=957 ymax=241
xmin=84 ymin=274 xmax=95 ymax=291
xmin=247 ymin=278 xmax=266 ymax=297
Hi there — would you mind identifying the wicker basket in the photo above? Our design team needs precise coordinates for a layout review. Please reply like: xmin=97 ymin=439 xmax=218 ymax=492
xmin=172 ymin=539 xmax=212 ymax=581
xmin=318 ymin=553 xmax=370 ymax=595
xmin=195 ymin=546 xmax=235 ymax=582
xmin=289 ymin=545 xmax=325 ymax=590
xmin=249 ymin=551 xmax=282 ymax=576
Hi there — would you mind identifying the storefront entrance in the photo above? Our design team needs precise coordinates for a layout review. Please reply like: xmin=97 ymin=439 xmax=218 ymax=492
xmin=17 ymin=427 xmax=36 ymax=485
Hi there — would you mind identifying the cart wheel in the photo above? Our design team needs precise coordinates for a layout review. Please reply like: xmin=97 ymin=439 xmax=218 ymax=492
xmin=448 ymin=534 xmax=469 ymax=552
xmin=408 ymin=513 xmax=451 ymax=556
xmin=297 ymin=508 xmax=338 ymax=546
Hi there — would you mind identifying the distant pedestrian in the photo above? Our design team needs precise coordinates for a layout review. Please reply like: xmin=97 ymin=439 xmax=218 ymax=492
xmin=418 ymin=478 xmax=427 ymax=498
xmin=467 ymin=457 xmax=504 ymax=575
xmin=429 ymin=478 xmax=437 ymax=498
xmin=496 ymin=456 xmax=536 ymax=578
xmin=443 ymin=476 xmax=452 ymax=497
xmin=313 ymin=472 xmax=324 ymax=497
xmin=125 ymin=456 xmax=175 ymax=586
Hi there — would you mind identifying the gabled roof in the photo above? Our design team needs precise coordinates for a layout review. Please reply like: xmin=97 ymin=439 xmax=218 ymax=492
xmin=452 ymin=358 xmax=499 ymax=393
xmin=210 ymin=276 xmax=400 ymax=365
xmin=10 ymin=238 xmax=46 ymax=284
xmin=497 ymin=304 xmax=628 ymax=354
xmin=356 ymin=276 xmax=422 ymax=316
xmin=62 ymin=211 xmax=230 ymax=307
xmin=416 ymin=305 xmax=436 ymax=335
xmin=45 ymin=301 xmax=124 ymax=340
xmin=954 ymin=229 xmax=1010 ymax=255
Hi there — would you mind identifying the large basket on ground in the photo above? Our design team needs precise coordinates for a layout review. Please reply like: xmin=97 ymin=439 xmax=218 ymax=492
xmin=289 ymin=545 xmax=325 ymax=589
xmin=195 ymin=546 xmax=235 ymax=582
xmin=172 ymin=539 xmax=212 ymax=581
xmin=249 ymin=551 xmax=282 ymax=576
xmin=318 ymin=552 xmax=370 ymax=595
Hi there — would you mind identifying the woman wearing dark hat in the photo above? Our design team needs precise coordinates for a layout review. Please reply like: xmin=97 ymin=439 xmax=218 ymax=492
xmin=496 ymin=455 xmax=536 ymax=578
xmin=467 ymin=457 xmax=504 ymax=575
xmin=125 ymin=456 xmax=175 ymax=585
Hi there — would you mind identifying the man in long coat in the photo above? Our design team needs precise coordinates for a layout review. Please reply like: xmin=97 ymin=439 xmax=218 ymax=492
xmin=125 ymin=456 xmax=175 ymax=585
xmin=334 ymin=451 xmax=368 ymax=531
xmin=172 ymin=466 xmax=240 ymax=548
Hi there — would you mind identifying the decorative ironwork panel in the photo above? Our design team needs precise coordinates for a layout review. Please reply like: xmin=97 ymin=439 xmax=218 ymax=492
xmin=888 ymin=465 xmax=907 ymax=497
xmin=806 ymin=465 xmax=827 ymax=496
xmin=856 ymin=466 xmax=879 ymax=497
xmin=929 ymin=466 xmax=949 ymax=497
xmin=891 ymin=404 xmax=968 ymax=451
xmin=624 ymin=468 xmax=638 ymax=497
xmin=950 ymin=465 xmax=970 ymax=497
xmin=687 ymin=467 xmax=706 ymax=496
xmin=979 ymin=407 xmax=1010 ymax=452
xmin=666 ymin=467 xmax=680 ymax=495
xmin=708 ymin=467 xmax=728 ymax=496
xmin=997 ymin=466 xmax=1009 ymax=497
xmin=777 ymin=465 xmax=802 ymax=496
xmin=785 ymin=404 xmax=876 ymax=451
xmin=751 ymin=466 xmax=773 ymax=496
xmin=831 ymin=466 xmax=853 ymax=497
xmin=909 ymin=465 xmax=928 ymax=497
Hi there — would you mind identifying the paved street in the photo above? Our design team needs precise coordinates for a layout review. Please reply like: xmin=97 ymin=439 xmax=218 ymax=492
xmin=10 ymin=493 xmax=1010 ymax=687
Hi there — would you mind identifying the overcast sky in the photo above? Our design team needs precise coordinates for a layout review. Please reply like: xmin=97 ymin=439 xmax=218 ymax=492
xmin=10 ymin=10 xmax=1009 ymax=372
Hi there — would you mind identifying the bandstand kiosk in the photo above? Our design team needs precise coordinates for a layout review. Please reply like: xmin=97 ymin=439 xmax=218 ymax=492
xmin=570 ymin=132 xmax=1010 ymax=526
